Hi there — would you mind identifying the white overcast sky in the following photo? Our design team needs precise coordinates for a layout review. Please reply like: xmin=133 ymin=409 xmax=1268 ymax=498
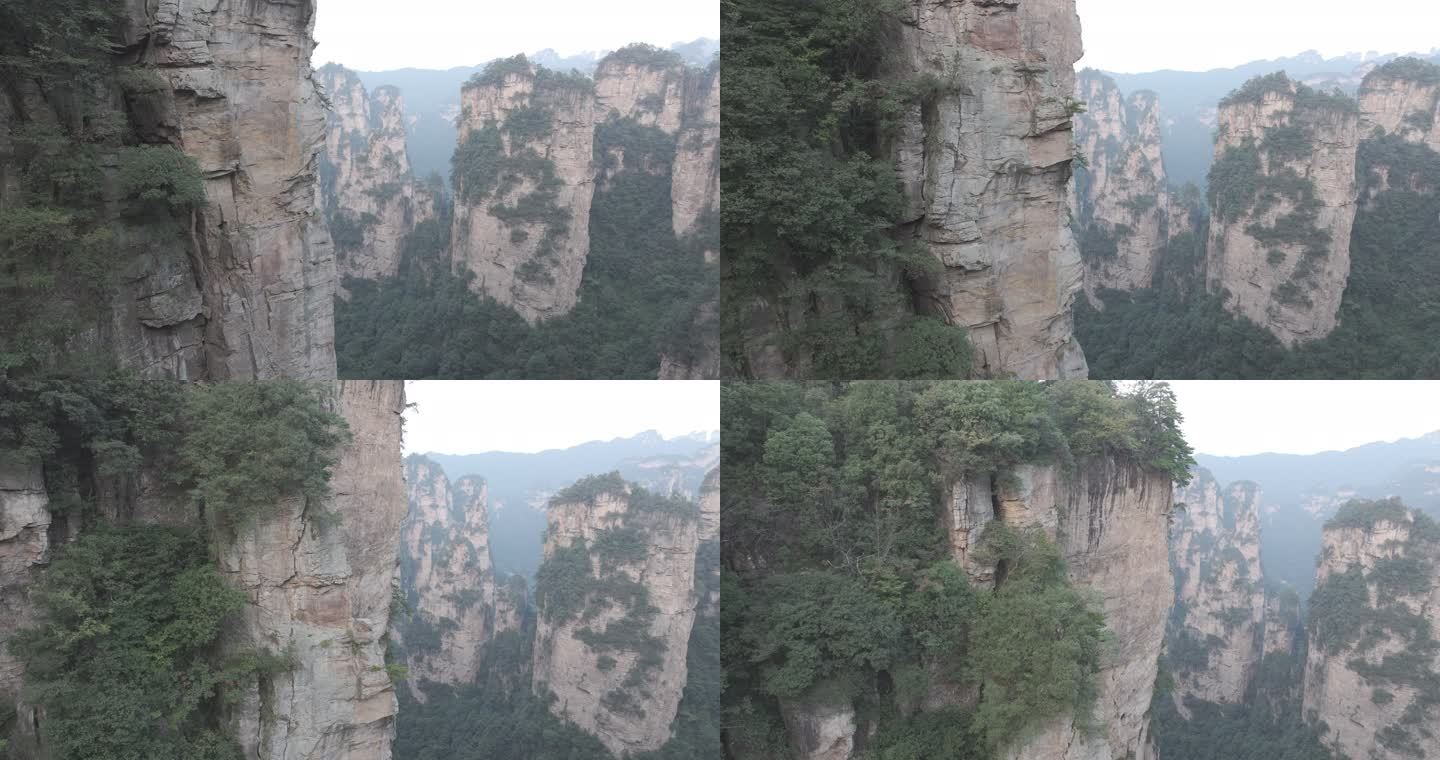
xmin=1162 ymin=382 xmax=1440 ymax=458
xmin=314 ymin=0 xmax=718 ymax=71
xmin=1077 ymin=0 xmax=1440 ymax=73
xmin=402 ymin=381 xmax=719 ymax=455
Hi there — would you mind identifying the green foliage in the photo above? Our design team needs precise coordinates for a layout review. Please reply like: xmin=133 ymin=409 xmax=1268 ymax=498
xmin=594 ymin=116 xmax=677 ymax=172
xmin=892 ymin=318 xmax=975 ymax=379
xmin=1208 ymin=140 xmax=1263 ymax=222
xmin=1372 ymin=56 xmax=1440 ymax=85
xmin=533 ymin=539 xmax=593 ymax=623
xmin=469 ymin=55 xmax=533 ymax=88
xmin=11 ymin=526 xmax=252 ymax=760
xmin=1220 ymin=72 xmax=1296 ymax=107
xmin=551 ymin=472 xmax=627 ymax=505
xmin=1308 ymin=565 xmax=1373 ymax=650
xmin=1325 ymin=498 xmax=1411 ymax=530
xmin=177 ymin=382 xmax=350 ymax=529
xmin=115 ymin=146 xmax=207 ymax=209
xmin=722 ymin=0 xmax=945 ymax=378
xmin=502 ymin=105 xmax=554 ymax=140
xmin=602 ymin=43 xmax=685 ymax=70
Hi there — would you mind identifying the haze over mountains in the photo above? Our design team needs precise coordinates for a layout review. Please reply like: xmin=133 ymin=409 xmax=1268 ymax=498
xmin=347 ymin=39 xmax=718 ymax=179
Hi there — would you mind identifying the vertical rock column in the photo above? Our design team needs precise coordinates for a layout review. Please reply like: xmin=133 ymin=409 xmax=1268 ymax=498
xmin=892 ymin=0 xmax=1088 ymax=379
xmin=450 ymin=61 xmax=598 ymax=324
xmin=1204 ymin=75 xmax=1359 ymax=346
xmin=223 ymin=380 xmax=406 ymax=760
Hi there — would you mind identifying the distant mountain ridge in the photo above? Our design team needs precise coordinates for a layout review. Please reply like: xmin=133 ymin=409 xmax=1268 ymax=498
xmin=1196 ymin=431 xmax=1440 ymax=597
xmin=423 ymin=430 xmax=719 ymax=579
xmin=1102 ymin=49 xmax=1440 ymax=187
xmin=349 ymin=38 xmax=718 ymax=180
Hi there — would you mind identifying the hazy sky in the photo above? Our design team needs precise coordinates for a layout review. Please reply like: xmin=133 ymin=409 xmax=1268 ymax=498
xmin=1077 ymin=0 xmax=1440 ymax=73
xmin=1164 ymin=382 xmax=1440 ymax=458
xmin=314 ymin=0 xmax=718 ymax=71
xmin=403 ymin=381 xmax=719 ymax=455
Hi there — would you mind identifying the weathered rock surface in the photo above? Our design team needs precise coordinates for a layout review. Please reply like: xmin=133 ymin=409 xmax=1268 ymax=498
xmin=450 ymin=63 xmax=598 ymax=324
xmin=0 ymin=462 xmax=49 ymax=736
xmin=1169 ymin=470 xmax=1265 ymax=710
xmin=1205 ymin=76 xmax=1359 ymax=346
xmin=221 ymin=381 xmax=406 ymax=760
xmin=1073 ymin=71 xmax=1173 ymax=296
xmin=319 ymin=65 xmax=435 ymax=284
xmin=943 ymin=458 xmax=1173 ymax=760
xmin=1303 ymin=506 xmax=1440 ymax=760
xmin=1358 ymin=59 xmax=1440 ymax=155
xmin=891 ymin=0 xmax=1088 ymax=379
xmin=533 ymin=485 xmax=700 ymax=755
xmin=671 ymin=64 xmax=720 ymax=257
xmin=105 ymin=0 xmax=337 ymax=380
xmin=398 ymin=455 xmax=515 ymax=696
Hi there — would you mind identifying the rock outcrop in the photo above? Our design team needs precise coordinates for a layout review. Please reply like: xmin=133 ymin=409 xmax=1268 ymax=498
xmin=941 ymin=458 xmax=1173 ymax=760
xmin=670 ymin=64 xmax=720 ymax=259
xmin=106 ymin=0 xmax=337 ymax=380
xmin=891 ymin=0 xmax=1088 ymax=380
xmin=450 ymin=61 xmax=599 ymax=325
xmin=1358 ymin=58 xmax=1440 ymax=155
xmin=1303 ymin=501 xmax=1440 ymax=760
xmin=398 ymin=455 xmax=515 ymax=695
xmin=533 ymin=479 xmax=700 ymax=754
xmin=1169 ymin=470 xmax=1265 ymax=710
xmin=0 ymin=462 xmax=49 ymax=735
xmin=1205 ymin=74 xmax=1359 ymax=346
xmin=1073 ymin=71 xmax=1174 ymax=296
xmin=319 ymin=65 xmax=435 ymax=284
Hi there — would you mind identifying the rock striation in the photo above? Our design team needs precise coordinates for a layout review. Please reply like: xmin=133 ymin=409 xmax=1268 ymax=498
xmin=940 ymin=458 xmax=1174 ymax=760
xmin=319 ymin=65 xmax=435 ymax=284
xmin=1358 ymin=58 xmax=1440 ymax=155
xmin=533 ymin=479 xmax=700 ymax=755
xmin=1072 ymin=71 xmax=1174 ymax=296
xmin=1168 ymin=470 xmax=1265 ymax=710
xmin=105 ymin=0 xmax=337 ymax=380
xmin=1302 ymin=501 xmax=1440 ymax=760
xmin=890 ymin=0 xmax=1089 ymax=380
xmin=1204 ymin=74 xmax=1359 ymax=346
xmin=398 ymin=455 xmax=516 ymax=695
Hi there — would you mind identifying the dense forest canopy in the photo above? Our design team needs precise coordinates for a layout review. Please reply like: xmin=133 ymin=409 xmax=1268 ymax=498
xmin=721 ymin=381 xmax=1192 ymax=758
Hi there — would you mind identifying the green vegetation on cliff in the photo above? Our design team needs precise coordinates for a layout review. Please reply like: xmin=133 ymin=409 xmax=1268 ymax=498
xmin=721 ymin=0 xmax=977 ymax=378
xmin=722 ymin=381 xmax=1191 ymax=758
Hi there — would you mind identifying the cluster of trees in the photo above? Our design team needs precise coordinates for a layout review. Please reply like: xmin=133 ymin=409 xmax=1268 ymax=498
xmin=721 ymin=381 xmax=1193 ymax=758
xmin=721 ymin=0 xmax=976 ymax=378
xmin=336 ymin=118 xmax=716 ymax=378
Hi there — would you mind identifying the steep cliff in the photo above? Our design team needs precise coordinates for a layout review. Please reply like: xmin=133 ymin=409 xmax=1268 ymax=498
xmin=1205 ymin=74 xmax=1359 ymax=346
xmin=1168 ymin=470 xmax=1265 ymax=710
xmin=891 ymin=0 xmax=1088 ymax=379
xmin=398 ymin=456 xmax=516 ymax=695
xmin=319 ymin=65 xmax=435 ymax=283
xmin=942 ymin=459 xmax=1173 ymax=760
xmin=113 ymin=0 xmax=337 ymax=379
xmin=670 ymin=64 xmax=720 ymax=258
xmin=532 ymin=476 xmax=700 ymax=755
xmin=1303 ymin=500 xmax=1440 ymax=760
xmin=1358 ymin=58 xmax=1440 ymax=155
xmin=1073 ymin=71 xmax=1173 ymax=296
xmin=450 ymin=59 xmax=598 ymax=325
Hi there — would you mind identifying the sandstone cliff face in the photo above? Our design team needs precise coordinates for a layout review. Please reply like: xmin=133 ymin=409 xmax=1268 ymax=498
xmin=0 ymin=462 xmax=49 ymax=733
xmin=1073 ymin=71 xmax=1172 ymax=296
xmin=1358 ymin=62 xmax=1440 ymax=155
xmin=670 ymin=65 xmax=720 ymax=257
xmin=1205 ymin=78 xmax=1359 ymax=346
xmin=450 ymin=65 xmax=598 ymax=325
xmin=1303 ymin=508 xmax=1440 ymax=760
xmin=398 ymin=456 xmax=514 ymax=695
xmin=941 ymin=458 xmax=1173 ymax=760
xmin=533 ymin=486 xmax=699 ymax=755
xmin=1169 ymin=470 xmax=1265 ymax=710
xmin=891 ymin=0 xmax=1088 ymax=380
xmin=319 ymin=65 xmax=435 ymax=284
xmin=105 ymin=0 xmax=336 ymax=380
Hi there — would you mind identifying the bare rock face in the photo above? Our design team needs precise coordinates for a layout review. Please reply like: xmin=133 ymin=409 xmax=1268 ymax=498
xmin=1205 ymin=75 xmax=1360 ymax=346
xmin=533 ymin=485 xmax=700 ymax=755
xmin=0 ymin=462 xmax=49 ymax=731
xmin=891 ymin=0 xmax=1088 ymax=380
xmin=107 ymin=0 xmax=337 ymax=380
xmin=1303 ymin=505 xmax=1440 ymax=760
xmin=1169 ymin=470 xmax=1265 ymax=710
xmin=945 ymin=458 xmax=1173 ymax=760
xmin=319 ymin=65 xmax=435 ymax=284
xmin=221 ymin=381 xmax=406 ymax=760
xmin=671 ymin=64 xmax=720 ymax=256
xmin=398 ymin=456 xmax=514 ymax=695
xmin=1358 ymin=59 xmax=1440 ymax=155
xmin=1073 ymin=71 xmax=1173 ymax=296
xmin=780 ymin=697 xmax=857 ymax=760
xmin=450 ymin=63 xmax=598 ymax=324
